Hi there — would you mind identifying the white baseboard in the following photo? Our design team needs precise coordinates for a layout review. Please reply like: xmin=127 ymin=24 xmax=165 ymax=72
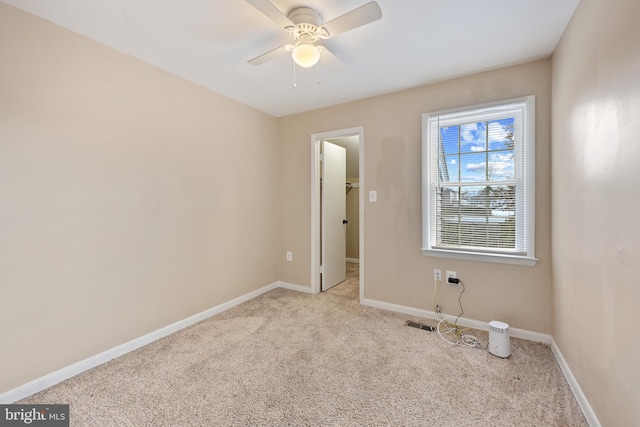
xmin=346 ymin=258 xmax=360 ymax=264
xmin=361 ymin=297 xmax=599 ymax=425
xmin=0 ymin=281 xmax=281 ymax=404
xmin=277 ymin=281 xmax=314 ymax=294
xmin=360 ymin=297 xmax=550 ymax=342
xmin=550 ymin=338 xmax=601 ymax=427
xmin=2 ymin=284 xmax=599 ymax=427
xmin=362 ymin=298 xmax=435 ymax=320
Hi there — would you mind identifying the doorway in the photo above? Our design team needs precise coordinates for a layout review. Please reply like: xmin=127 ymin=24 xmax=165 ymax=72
xmin=310 ymin=127 xmax=364 ymax=301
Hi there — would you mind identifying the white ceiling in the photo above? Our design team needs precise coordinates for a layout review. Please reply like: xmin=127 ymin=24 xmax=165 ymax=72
xmin=2 ymin=0 xmax=580 ymax=117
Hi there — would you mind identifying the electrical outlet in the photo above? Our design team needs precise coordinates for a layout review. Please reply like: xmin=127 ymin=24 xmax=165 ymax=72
xmin=446 ymin=270 xmax=457 ymax=282
xmin=436 ymin=304 xmax=442 ymax=314
xmin=433 ymin=269 xmax=442 ymax=281
xmin=286 ymin=251 xmax=293 ymax=262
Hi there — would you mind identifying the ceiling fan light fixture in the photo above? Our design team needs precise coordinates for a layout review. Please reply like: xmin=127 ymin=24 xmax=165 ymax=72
xmin=247 ymin=0 xmax=383 ymax=70
xmin=292 ymin=42 xmax=320 ymax=68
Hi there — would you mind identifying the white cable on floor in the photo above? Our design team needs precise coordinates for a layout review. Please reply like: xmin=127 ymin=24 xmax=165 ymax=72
xmin=434 ymin=280 xmax=481 ymax=348
xmin=436 ymin=317 xmax=480 ymax=348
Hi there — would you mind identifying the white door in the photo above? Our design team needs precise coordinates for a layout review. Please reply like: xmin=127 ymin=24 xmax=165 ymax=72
xmin=321 ymin=141 xmax=347 ymax=291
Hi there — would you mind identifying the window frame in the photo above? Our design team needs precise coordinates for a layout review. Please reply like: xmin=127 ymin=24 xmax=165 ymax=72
xmin=421 ymin=96 xmax=537 ymax=266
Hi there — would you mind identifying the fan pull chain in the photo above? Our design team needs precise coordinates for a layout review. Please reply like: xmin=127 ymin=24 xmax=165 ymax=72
xmin=292 ymin=60 xmax=321 ymax=87
xmin=293 ymin=61 xmax=297 ymax=89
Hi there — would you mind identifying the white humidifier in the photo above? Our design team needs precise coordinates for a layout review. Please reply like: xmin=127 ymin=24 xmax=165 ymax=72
xmin=488 ymin=320 xmax=511 ymax=358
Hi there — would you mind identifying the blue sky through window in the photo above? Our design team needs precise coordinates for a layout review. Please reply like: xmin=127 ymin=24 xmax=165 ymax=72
xmin=439 ymin=118 xmax=515 ymax=183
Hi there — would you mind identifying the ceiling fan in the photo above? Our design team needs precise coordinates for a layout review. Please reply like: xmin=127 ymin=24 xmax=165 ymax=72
xmin=246 ymin=0 xmax=382 ymax=68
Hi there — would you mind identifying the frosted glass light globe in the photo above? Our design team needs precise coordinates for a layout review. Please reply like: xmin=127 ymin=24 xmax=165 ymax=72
xmin=292 ymin=43 xmax=320 ymax=68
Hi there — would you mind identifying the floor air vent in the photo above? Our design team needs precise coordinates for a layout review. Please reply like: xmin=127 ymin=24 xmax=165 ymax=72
xmin=406 ymin=320 xmax=435 ymax=332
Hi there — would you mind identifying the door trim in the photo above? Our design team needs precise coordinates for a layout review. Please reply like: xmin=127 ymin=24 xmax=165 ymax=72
xmin=310 ymin=126 xmax=364 ymax=300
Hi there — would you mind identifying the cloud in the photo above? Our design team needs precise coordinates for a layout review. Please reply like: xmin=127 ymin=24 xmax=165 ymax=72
xmin=460 ymin=121 xmax=511 ymax=149
xmin=464 ymin=156 xmax=514 ymax=179
xmin=492 ymin=152 xmax=514 ymax=162
xmin=488 ymin=121 xmax=510 ymax=142
xmin=462 ymin=123 xmax=485 ymax=151
xmin=449 ymin=159 xmax=457 ymax=165
xmin=490 ymin=162 xmax=513 ymax=178
xmin=466 ymin=162 xmax=486 ymax=172
xmin=488 ymin=153 xmax=514 ymax=178
xmin=461 ymin=123 xmax=479 ymax=143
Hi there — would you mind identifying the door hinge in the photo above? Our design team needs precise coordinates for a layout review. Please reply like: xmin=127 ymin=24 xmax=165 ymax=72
xmin=319 ymin=154 xmax=324 ymax=161
xmin=319 ymin=265 xmax=324 ymax=274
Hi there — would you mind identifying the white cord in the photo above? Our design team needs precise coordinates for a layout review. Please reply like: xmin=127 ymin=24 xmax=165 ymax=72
xmin=433 ymin=278 xmax=482 ymax=349
xmin=433 ymin=279 xmax=444 ymax=319
xmin=436 ymin=317 xmax=480 ymax=348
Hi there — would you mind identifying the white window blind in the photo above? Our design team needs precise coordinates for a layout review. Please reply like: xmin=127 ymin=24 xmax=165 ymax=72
xmin=421 ymin=96 xmax=536 ymax=265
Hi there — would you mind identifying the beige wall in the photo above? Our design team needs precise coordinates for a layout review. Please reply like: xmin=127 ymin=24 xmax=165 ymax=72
xmin=278 ymin=59 xmax=553 ymax=333
xmin=551 ymin=0 xmax=640 ymax=425
xmin=0 ymin=4 xmax=279 ymax=394
xmin=10 ymin=4 xmax=636 ymax=423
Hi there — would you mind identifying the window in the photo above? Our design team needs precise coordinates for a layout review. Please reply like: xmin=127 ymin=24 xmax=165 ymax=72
xmin=422 ymin=96 xmax=536 ymax=266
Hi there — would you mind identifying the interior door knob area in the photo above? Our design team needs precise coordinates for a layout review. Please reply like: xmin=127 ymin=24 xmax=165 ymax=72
xmin=343 ymin=219 xmax=348 ymax=224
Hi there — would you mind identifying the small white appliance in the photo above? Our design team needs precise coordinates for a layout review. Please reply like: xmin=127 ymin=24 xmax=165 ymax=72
xmin=488 ymin=320 xmax=511 ymax=358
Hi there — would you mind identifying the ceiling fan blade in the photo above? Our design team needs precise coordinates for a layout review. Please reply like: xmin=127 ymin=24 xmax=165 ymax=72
xmin=246 ymin=0 xmax=294 ymax=29
xmin=317 ymin=46 xmax=345 ymax=71
xmin=248 ymin=45 xmax=290 ymax=65
xmin=319 ymin=1 xmax=382 ymax=38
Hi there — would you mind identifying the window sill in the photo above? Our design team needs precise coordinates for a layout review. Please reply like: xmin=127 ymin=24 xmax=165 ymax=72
xmin=421 ymin=248 xmax=537 ymax=266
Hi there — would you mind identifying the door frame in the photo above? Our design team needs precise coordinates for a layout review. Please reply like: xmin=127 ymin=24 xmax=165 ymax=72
xmin=310 ymin=126 xmax=364 ymax=301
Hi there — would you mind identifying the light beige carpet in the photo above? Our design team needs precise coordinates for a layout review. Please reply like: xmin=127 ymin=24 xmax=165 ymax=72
xmin=20 ymin=264 xmax=587 ymax=426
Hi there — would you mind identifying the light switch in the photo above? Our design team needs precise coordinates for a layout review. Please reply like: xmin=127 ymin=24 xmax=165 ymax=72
xmin=369 ymin=190 xmax=378 ymax=202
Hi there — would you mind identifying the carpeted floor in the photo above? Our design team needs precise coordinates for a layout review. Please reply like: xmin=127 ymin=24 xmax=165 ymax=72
xmin=20 ymin=263 xmax=587 ymax=426
xmin=324 ymin=261 xmax=360 ymax=299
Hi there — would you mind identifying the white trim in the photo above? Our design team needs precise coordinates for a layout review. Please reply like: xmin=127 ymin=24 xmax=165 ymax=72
xmin=550 ymin=338 xmax=602 ymax=427
xmin=277 ymin=281 xmax=314 ymax=294
xmin=361 ymin=297 xmax=601 ymax=425
xmin=361 ymin=297 xmax=548 ymax=342
xmin=357 ymin=130 xmax=365 ymax=305
xmin=310 ymin=127 xmax=365 ymax=297
xmin=1 ymin=284 xmax=599 ymax=427
xmin=509 ymin=326 xmax=550 ymax=344
xmin=362 ymin=298 xmax=434 ymax=320
xmin=422 ymin=96 xmax=536 ymax=264
xmin=310 ymin=137 xmax=321 ymax=294
xmin=0 ymin=281 xmax=282 ymax=404
xmin=421 ymin=248 xmax=538 ymax=266
xmin=346 ymin=258 xmax=360 ymax=264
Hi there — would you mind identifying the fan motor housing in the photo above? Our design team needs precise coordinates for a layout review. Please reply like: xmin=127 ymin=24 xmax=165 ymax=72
xmin=288 ymin=7 xmax=322 ymax=26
